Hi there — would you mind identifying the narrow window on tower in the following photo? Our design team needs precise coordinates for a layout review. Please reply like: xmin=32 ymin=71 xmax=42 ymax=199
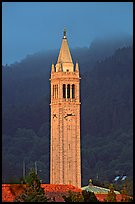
xmin=57 ymin=85 xmax=58 ymax=98
xmin=55 ymin=85 xmax=57 ymax=99
xmin=63 ymin=84 xmax=66 ymax=98
xmin=53 ymin=85 xmax=54 ymax=99
xmin=72 ymin=84 xmax=75 ymax=98
xmin=55 ymin=85 xmax=56 ymax=98
xmin=67 ymin=84 xmax=70 ymax=98
xmin=68 ymin=144 xmax=70 ymax=149
xmin=69 ymin=161 xmax=71 ymax=169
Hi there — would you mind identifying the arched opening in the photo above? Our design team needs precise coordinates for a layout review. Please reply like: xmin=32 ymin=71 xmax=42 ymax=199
xmin=72 ymin=84 xmax=75 ymax=98
xmin=63 ymin=84 xmax=66 ymax=98
xmin=67 ymin=84 xmax=70 ymax=98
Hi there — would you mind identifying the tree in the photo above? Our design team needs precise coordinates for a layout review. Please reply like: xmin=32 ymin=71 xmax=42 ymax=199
xmin=121 ymin=185 xmax=133 ymax=202
xmin=82 ymin=190 xmax=99 ymax=202
xmin=104 ymin=184 xmax=116 ymax=202
xmin=121 ymin=185 xmax=128 ymax=202
xmin=10 ymin=168 xmax=49 ymax=202
xmin=62 ymin=190 xmax=84 ymax=202
xmin=62 ymin=190 xmax=99 ymax=202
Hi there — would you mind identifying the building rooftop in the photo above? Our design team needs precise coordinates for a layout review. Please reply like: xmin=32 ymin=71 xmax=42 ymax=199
xmin=3 ymin=182 xmax=130 ymax=202
xmin=57 ymin=30 xmax=73 ymax=64
xmin=81 ymin=179 xmax=120 ymax=194
xmin=2 ymin=184 xmax=82 ymax=202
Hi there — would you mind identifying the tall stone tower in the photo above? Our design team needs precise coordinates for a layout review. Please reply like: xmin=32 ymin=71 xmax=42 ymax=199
xmin=50 ymin=30 xmax=81 ymax=188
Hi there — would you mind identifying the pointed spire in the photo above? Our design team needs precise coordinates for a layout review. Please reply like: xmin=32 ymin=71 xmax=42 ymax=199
xmin=56 ymin=30 xmax=74 ymax=72
xmin=75 ymin=61 xmax=79 ymax=72
xmin=57 ymin=29 xmax=73 ymax=64
xmin=51 ymin=63 xmax=55 ymax=73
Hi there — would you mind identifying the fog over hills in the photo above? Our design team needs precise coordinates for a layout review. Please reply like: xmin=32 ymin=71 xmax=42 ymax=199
xmin=2 ymin=36 xmax=133 ymax=187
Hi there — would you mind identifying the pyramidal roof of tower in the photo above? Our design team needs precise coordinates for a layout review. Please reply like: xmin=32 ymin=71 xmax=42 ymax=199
xmin=57 ymin=30 xmax=73 ymax=64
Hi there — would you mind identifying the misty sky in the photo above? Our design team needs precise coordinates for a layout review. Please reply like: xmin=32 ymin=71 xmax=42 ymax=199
xmin=2 ymin=2 xmax=133 ymax=65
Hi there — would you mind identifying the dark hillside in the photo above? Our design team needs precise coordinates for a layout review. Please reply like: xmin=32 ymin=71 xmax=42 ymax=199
xmin=81 ymin=47 xmax=133 ymax=185
xmin=2 ymin=39 xmax=133 ymax=186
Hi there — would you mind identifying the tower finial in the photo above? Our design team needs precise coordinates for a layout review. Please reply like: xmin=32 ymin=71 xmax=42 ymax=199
xmin=75 ymin=61 xmax=79 ymax=72
xmin=63 ymin=28 xmax=67 ymax=39
xmin=51 ymin=63 xmax=55 ymax=73
xmin=89 ymin=179 xmax=93 ymax=186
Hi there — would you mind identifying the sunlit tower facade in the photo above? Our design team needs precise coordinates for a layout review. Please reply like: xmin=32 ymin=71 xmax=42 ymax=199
xmin=50 ymin=30 xmax=81 ymax=188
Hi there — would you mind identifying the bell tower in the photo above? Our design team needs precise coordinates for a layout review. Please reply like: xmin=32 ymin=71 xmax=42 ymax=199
xmin=50 ymin=30 xmax=81 ymax=188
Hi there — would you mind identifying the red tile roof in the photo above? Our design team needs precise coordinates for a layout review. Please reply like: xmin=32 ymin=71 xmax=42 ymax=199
xmin=41 ymin=184 xmax=82 ymax=202
xmin=2 ymin=184 xmax=82 ymax=202
xmin=42 ymin=184 xmax=82 ymax=192
xmin=2 ymin=183 xmax=132 ymax=202
xmin=95 ymin=193 xmax=123 ymax=202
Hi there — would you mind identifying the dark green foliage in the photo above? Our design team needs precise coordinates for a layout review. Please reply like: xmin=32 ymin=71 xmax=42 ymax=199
xmin=2 ymin=39 xmax=133 ymax=187
xmin=62 ymin=190 xmax=84 ymax=202
xmin=62 ymin=190 xmax=99 ymax=202
xmin=81 ymin=47 xmax=133 ymax=185
xmin=104 ymin=184 xmax=116 ymax=202
xmin=2 ymin=127 xmax=49 ymax=183
xmin=11 ymin=169 xmax=49 ymax=202
xmin=82 ymin=190 xmax=99 ymax=202
xmin=113 ymin=178 xmax=133 ymax=197
xmin=119 ymin=178 xmax=133 ymax=201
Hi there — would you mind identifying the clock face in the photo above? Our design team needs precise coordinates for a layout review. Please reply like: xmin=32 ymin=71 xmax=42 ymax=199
xmin=64 ymin=108 xmax=75 ymax=121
